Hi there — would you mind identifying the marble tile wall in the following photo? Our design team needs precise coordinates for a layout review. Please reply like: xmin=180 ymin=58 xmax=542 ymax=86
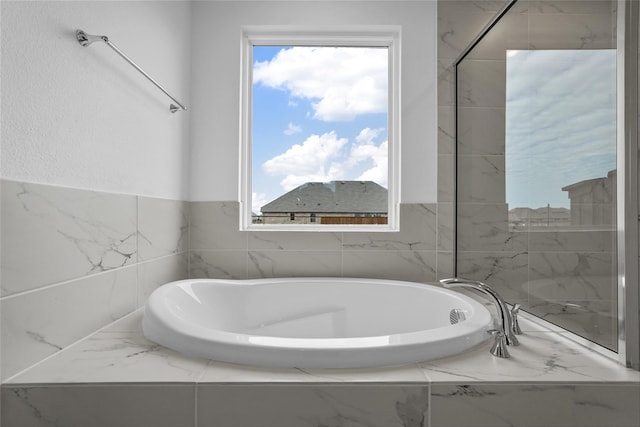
xmin=444 ymin=0 xmax=620 ymax=350
xmin=188 ymin=201 xmax=443 ymax=283
xmin=0 ymin=179 xmax=189 ymax=381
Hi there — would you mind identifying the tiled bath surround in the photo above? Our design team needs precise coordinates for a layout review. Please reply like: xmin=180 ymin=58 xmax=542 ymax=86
xmin=0 ymin=179 xmax=189 ymax=381
xmin=2 ymin=310 xmax=639 ymax=426
xmin=189 ymin=201 xmax=443 ymax=283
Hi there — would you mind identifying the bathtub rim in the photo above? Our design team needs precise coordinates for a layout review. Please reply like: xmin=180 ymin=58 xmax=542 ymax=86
xmin=142 ymin=277 xmax=495 ymax=368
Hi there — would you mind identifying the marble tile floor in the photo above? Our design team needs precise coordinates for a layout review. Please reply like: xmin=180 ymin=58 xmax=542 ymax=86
xmin=3 ymin=309 xmax=639 ymax=427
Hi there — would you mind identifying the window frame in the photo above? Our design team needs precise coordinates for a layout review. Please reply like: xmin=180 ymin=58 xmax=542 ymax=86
xmin=239 ymin=26 xmax=401 ymax=232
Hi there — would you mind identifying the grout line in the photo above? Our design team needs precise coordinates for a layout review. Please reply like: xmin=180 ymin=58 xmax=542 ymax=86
xmin=136 ymin=195 xmax=141 ymax=308
xmin=1 ymin=252 xmax=189 ymax=302
xmin=187 ymin=202 xmax=192 ymax=279
xmin=3 ymin=309 xmax=144 ymax=383
xmin=0 ymin=177 xmax=188 ymax=202
xmin=340 ymin=231 xmax=344 ymax=277
xmin=193 ymin=382 xmax=199 ymax=427
xmin=427 ymin=382 xmax=432 ymax=427
xmin=0 ymin=264 xmax=136 ymax=301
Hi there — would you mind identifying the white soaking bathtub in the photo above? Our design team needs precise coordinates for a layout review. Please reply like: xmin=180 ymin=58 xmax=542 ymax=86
xmin=142 ymin=277 xmax=494 ymax=368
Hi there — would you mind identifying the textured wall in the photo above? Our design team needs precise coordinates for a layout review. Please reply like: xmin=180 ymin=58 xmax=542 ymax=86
xmin=0 ymin=0 xmax=192 ymax=200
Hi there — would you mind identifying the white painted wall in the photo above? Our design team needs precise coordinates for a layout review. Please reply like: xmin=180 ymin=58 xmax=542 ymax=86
xmin=0 ymin=1 xmax=192 ymax=200
xmin=188 ymin=0 xmax=437 ymax=202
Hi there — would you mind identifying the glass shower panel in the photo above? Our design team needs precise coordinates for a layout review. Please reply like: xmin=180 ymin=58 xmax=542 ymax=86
xmin=455 ymin=0 xmax=618 ymax=351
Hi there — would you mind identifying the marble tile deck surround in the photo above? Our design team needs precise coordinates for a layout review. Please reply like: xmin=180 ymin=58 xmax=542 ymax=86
xmin=3 ymin=310 xmax=639 ymax=427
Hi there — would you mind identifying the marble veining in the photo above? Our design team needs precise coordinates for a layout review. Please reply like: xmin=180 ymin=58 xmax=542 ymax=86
xmin=1 ymin=265 xmax=138 ymax=381
xmin=6 ymin=309 xmax=639 ymax=385
xmin=342 ymin=251 xmax=438 ymax=283
xmin=456 ymin=156 xmax=506 ymax=203
xmin=189 ymin=250 xmax=248 ymax=279
xmin=248 ymin=250 xmax=342 ymax=278
xmin=8 ymin=388 xmax=53 ymax=425
xmin=395 ymin=388 xmax=429 ymax=427
xmin=2 ymin=384 xmax=197 ymax=427
xmin=343 ymin=204 xmax=437 ymax=251
xmin=456 ymin=251 xmax=530 ymax=299
xmin=0 ymin=179 xmax=191 ymax=381
xmin=186 ymin=202 xmax=443 ymax=282
xmin=528 ymin=230 xmax=615 ymax=252
xmin=528 ymin=300 xmax=617 ymax=350
xmin=528 ymin=1 xmax=613 ymax=15
xmin=137 ymin=197 xmax=189 ymax=261
xmin=25 ymin=331 xmax=64 ymax=352
xmin=195 ymin=385 xmax=429 ymax=427
xmin=189 ymin=201 xmax=247 ymax=251
xmin=1 ymin=180 xmax=137 ymax=296
xmin=3 ymin=309 xmax=639 ymax=427
xmin=431 ymin=383 xmax=639 ymax=427
xmin=456 ymin=204 xmax=528 ymax=252
xmin=249 ymin=230 xmax=342 ymax=250
xmin=529 ymin=13 xmax=615 ymax=50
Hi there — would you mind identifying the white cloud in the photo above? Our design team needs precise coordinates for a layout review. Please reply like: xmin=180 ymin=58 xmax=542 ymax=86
xmin=263 ymin=131 xmax=348 ymax=191
xmin=355 ymin=127 xmax=384 ymax=145
xmin=253 ymin=47 xmax=388 ymax=121
xmin=279 ymin=165 xmax=344 ymax=192
xmin=284 ymin=122 xmax=302 ymax=136
xmin=262 ymin=128 xmax=388 ymax=193
xmin=355 ymin=141 xmax=388 ymax=187
xmin=252 ymin=192 xmax=270 ymax=213
xmin=350 ymin=128 xmax=388 ymax=187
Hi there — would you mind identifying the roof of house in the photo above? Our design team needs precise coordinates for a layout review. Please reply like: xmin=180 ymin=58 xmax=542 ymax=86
xmin=509 ymin=206 xmax=570 ymax=222
xmin=561 ymin=169 xmax=617 ymax=192
xmin=261 ymin=181 xmax=388 ymax=214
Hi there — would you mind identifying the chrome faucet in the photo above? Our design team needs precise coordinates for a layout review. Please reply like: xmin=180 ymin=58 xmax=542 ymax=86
xmin=440 ymin=278 xmax=520 ymax=358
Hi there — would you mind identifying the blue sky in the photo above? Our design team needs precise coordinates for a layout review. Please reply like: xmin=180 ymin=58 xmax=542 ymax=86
xmin=251 ymin=46 xmax=388 ymax=213
xmin=506 ymin=49 xmax=617 ymax=209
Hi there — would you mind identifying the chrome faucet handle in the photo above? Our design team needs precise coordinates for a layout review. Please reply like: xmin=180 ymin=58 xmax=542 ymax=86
xmin=487 ymin=329 xmax=511 ymax=358
xmin=440 ymin=278 xmax=519 ymax=346
xmin=511 ymin=304 xmax=523 ymax=335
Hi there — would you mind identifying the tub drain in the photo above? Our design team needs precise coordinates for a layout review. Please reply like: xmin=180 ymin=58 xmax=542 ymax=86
xmin=449 ymin=309 xmax=467 ymax=324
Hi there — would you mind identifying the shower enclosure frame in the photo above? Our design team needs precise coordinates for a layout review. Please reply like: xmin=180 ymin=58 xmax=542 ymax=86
xmin=619 ymin=0 xmax=640 ymax=370
xmin=452 ymin=0 xmax=639 ymax=370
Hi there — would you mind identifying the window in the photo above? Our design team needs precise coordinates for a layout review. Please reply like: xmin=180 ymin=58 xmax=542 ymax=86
xmin=240 ymin=27 xmax=400 ymax=231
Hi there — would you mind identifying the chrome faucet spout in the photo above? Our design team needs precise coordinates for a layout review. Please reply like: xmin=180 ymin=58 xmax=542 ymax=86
xmin=440 ymin=278 xmax=519 ymax=348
